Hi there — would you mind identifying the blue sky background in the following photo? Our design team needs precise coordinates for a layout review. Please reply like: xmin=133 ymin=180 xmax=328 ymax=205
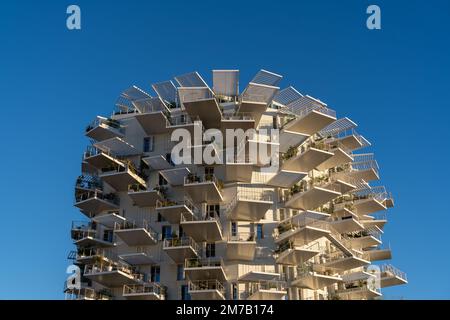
xmin=0 ymin=0 xmax=449 ymax=299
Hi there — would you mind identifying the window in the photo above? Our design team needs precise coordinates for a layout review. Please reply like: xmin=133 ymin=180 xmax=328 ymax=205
xmin=256 ymin=224 xmax=264 ymax=240
xmin=231 ymin=222 xmax=237 ymax=237
xmin=178 ymin=225 xmax=185 ymax=238
xmin=159 ymin=173 xmax=167 ymax=186
xmin=232 ymin=283 xmax=238 ymax=300
xmin=143 ymin=136 xmax=154 ymax=152
xmin=157 ymin=213 xmax=166 ymax=222
xmin=150 ymin=266 xmax=160 ymax=282
xmin=162 ymin=225 xmax=172 ymax=240
xmin=103 ymin=230 xmax=113 ymax=242
xmin=279 ymin=209 xmax=285 ymax=221
xmin=181 ymin=285 xmax=191 ymax=300
xmin=205 ymin=243 xmax=216 ymax=258
xmin=177 ymin=264 xmax=185 ymax=280
xmin=207 ymin=204 xmax=220 ymax=218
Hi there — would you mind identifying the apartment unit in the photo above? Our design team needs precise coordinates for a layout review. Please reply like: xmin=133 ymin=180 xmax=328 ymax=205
xmin=66 ymin=69 xmax=406 ymax=300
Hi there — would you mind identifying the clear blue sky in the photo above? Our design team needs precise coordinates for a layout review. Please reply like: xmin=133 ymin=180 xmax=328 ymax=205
xmin=0 ymin=0 xmax=449 ymax=299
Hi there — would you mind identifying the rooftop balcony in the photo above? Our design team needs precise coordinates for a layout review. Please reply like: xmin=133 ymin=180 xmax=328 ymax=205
xmin=99 ymin=162 xmax=146 ymax=192
xmin=180 ymin=210 xmax=223 ymax=242
xmin=84 ymin=262 xmax=147 ymax=287
xmin=335 ymin=281 xmax=381 ymax=300
xmin=127 ymin=184 xmax=164 ymax=207
xmin=156 ymin=197 xmax=198 ymax=224
xmin=71 ymin=221 xmax=115 ymax=248
xmin=188 ymin=280 xmax=226 ymax=300
xmin=184 ymin=258 xmax=227 ymax=281
xmin=163 ymin=236 xmax=201 ymax=264
xmin=183 ymin=174 xmax=223 ymax=204
xmin=245 ymin=281 xmax=287 ymax=300
xmin=134 ymin=97 xmax=171 ymax=135
xmin=122 ymin=283 xmax=166 ymax=300
xmin=275 ymin=241 xmax=322 ymax=266
xmin=280 ymin=96 xmax=337 ymax=136
xmin=380 ymin=264 xmax=408 ymax=287
xmin=74 ymin=189 xmax=119 ymax=217
xmin=178 ymin=86 xmax=222 ymax=129
xmin=225 ymin=186 xmax=274 ymax=221
xmin=114 ymin=220 xmax=159 ymax=246
xmin=226 ymin=232 xmax=257 ymax=261
xmin=291 ymin=264 xmax=342 ymax=290
xmin=85 ymin=117 xmax=124 ymax=142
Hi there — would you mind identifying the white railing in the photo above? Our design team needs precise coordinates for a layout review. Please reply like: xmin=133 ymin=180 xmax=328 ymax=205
xmin=156 ymin=197 xmax=199 ymax=215
xmin=163 ymin=236 xmax=201 ymax=254
xmin=381 ymin=264 xmax=407 ymax=281
xmin=123 ymin=283 xmax=166 ymax=299
xmin=185 ymin=257 xmax=224 ymax=269
xmin=114 ymin=219 xmax=159 ymax=241
xmin=86 ymin=117 xmax=124 ymax=134
xmin=228 ymin=232 xmax=255 ymax=242
xmin=188 ymin=280 xmax=225 ymax=295
xmin=184 ymin=174 xmax=223 ymax=190
xmin=180 ymin=209 xmax=222 ymax=234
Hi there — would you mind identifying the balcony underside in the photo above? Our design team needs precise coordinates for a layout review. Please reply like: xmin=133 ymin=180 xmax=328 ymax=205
xmin=320 ymin=256 xmax=370 ymax=272
xmin=276 ymin=226 xmax=330 ymax=246
xmin=119 ymin=252 xmax=156 ymax=265
xmin=85 ymin=270 xmax=136 ymax=287
xmin=75 ymin=198 xmax=119 ymax=216
xmin=276 ymin=247 xmax=320 ymax=265
xmin=354 ymin=199 xmax=387 ymax=215
xmin=330 ymin=218 xmax=364 ymax=234
xmin=291 ymin=272 xmax=342 ymax=290
xmin=239 ymin=271 xmax=280 ymax=282
xmin=164 ymin=246 xmax=199 ymax=264
xmin=189 ymin=290 xmax=225 ymax=300
xmin=74 ymin=237 xmax=115 ymax=248
xmin=142 ymin=155 xmax=173 ymax=171
xmin=364 ymin=249 xmax=392 ymax=262
xmin=361 ymin=219 xmax=387 ymax=230
xmin=284 ymin=110 xmax=336 ymax=136
xmin=336 ymin=135 xmax=363 ymax=151
xmin=185 ymin=267 xmax=227 ymax=281
xmin=135 ymin=112 xmax=169 ymax=135
xmin=221 ymin=118 xmax=255 ymax=131
xmin=286 ymin=187 xmax=341 ymax=211
xmin=123 ymin=292 xmax=164 ymax=300
xmin=226 ymin=241 xmax=257 ymax=261
xmin=115 ymin=229 xmax=158 ymax=246
xmin=158 ymin=205 xmax=194 ymax=224
xmin=290 ymin=210 xmax=331 ymax=225
xmin=84 ymin=153 xmax=123 ymax=171
xmin=336 ymin=288 xmax=381 ymax=300
xmin=381 ymin=273 xmax=408 ymax=287
xmin=183 ymin=98 xmax=222 ymax=129
xmin=166 ymin=121 xmax=203 ymax=135
xmin=227 ymin=200 xmax=273 ymax=221
xmin=160 ymin=167 xmax=190 ymax=186
xmin=86 ymin=124 xmax=124 ymax=142
xmin=279 ymin=129 xmax=309 ymax=153
xmin=94 ymin=137 xmax=137 ymax=157
xmin=100 ymin=171 xmax=145 ymax=192
xmin=337 ymin=168 xmax=379 ymax=183
xmin=184 ymin=183 xmax=223 ymax=204
xmin=238 ymin=101 xmax=267 ymax=125
xmin=349 ymin=236 xmax=381 ymax=249
xmin=267 ymin=170 xmax=307 ymax=188
xmin=223 ymin=163 xmax=254 ymax=183
xmin=93 ymin=213 xmax=126 ymax=228
xmin=128 ymin=190 xmax=162 ymax=207
xmin=247 ymin=289 xmax=287 ymax=300
xmin=283 ymin=148 xmax=334 ymax=173
xmin=316 ymin=148 xmax=354 ymax=171
xmin=181 ymin=220 xmax=222 ymax=242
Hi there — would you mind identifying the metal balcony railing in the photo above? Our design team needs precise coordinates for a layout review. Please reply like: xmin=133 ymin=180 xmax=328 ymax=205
xmin=85 ymin=117 xmax=124 ymax=134
xmin=74 ymin=189 xmax=120 ymax=206
xmin=123 ymin=283 xmax=166 ymax=298
xmin=381 ymin=264 xmax=407 ymax=281
xmin=188 ymin=280 xmax=225 ymax=295
xmin=225 ymin=186 xmax=273 ymax=218
xmin=281 ymin=97 xmax=336 ymax=126
xmin=114 ymin=220 xmax=159 ymax=240
xmin=184 ymin=174 xmax=223 ymax=190
xmin=185 ymin=257 xmax=224 ymax=269
xmin=222 ymin=112 xmax=254 ymax=121
xmin=156 ymin=197 xmax=199 ymax=214
xmin=180 ymin=210 xmax=222 ymax=235
xmin=276 ymin=217 xmax=330 ymax=239
xmin=75 ymin=174 xmax=102 ymax=190
xmin=163 ymin=236 xmax=201 ymax=254
xmin=228 ymin=232 xmax=255 ymax=242
xmin=248 ymin=281 xmax=286 ymax=296
xmin=84 ymin=262 xmax=147 ymax=282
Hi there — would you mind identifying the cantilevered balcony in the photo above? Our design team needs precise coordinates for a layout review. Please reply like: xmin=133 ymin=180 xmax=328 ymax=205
xmin=94 ymin=137 xmax=138 ymax=158
xmin=134 ymin=97 xmax=171 ymax=135
xmin=160 ymin=167 xmax=191 ymax=186
xmin=183 ymin=174 xmax=223 ymax=204
xmin=284 ymin=179 xmax=345 ymax=211
xmin=71 ymin=221 xmax=115 ymax=248
xmin=380 ymin=264 xmax=408 ymax=287
xmin=282 ymin=140 xmax=334 ymax=173
xmin=223 ymin=152 xmax=254 ymax=183
xmin=188 ymin=280 xmax=226 ymax=300
xmin=239 ymin=265 xmax=281 ymax=282
xmin=238 ymin=82 xmax=279 ymax=125
xmin=184 ymin=258 xmax=227 ymax=281
xmin=246 ymin=281 xmax=287 ymax=300
xmin=347 ymin=227 xmax=382 ymax=249
xmin=291 ymin=264 xmax=342 ymax=290
xmin=163 ymin=237 xmax=201 ymax=263
xmin=330 ymin=128 xmax=371 ymax=152
xmin=180 ymin=211 xmax=223 ymax=242
xmin=83 ymin=146 xmax=124 ymax=171
xmin=178 ymin=86 xmax=222 ymax=129
xmin=363 ymin=244 xmax=392 ymax=261
xmin=75 ymin=174 xmax=102 ymax=192
xmin=166 ymin=112 xmax=203 ymax=135
xmin=127 ymin=184 xmax=164 ymax=207
xmin=332 ymin=154 xmax=380 ymax=183
xmin=100 ymin=162 xmax=146 ymax=192
xmin=156 ymin=197 xmax=198 ymax=224
xmin=142 ymin=153 xmax=174 ymax=171
xmin=74 ymin=189 xmax=119 ymax=217
xmin=65 ymin=285 xmax=113 ymax=300
xmin=84 ymin=262 xmax=146 ymax=287
xmin=119 ymin=248 xmax=156 ymax=266
xmin=122 ymin=283 xmax=166 ymax=300
xmin=92 ymin=211 xmax=126 ymax=228
xmin=280 ymin=96 xmax=336 ymax=136
xmin=114 ymin=220 xmax=158 ymax=246
xmin=221 ymin=113 xmax=255 ymax=131
xmin=329 ymin=213 xmax=365 ymax=234
xmin=335 ymin=281 xmax=381 ymax=300
xmin=316 ymin=140 xmax=354 ymax=171
xmin=275 ymin=241 xmax=322 ymax=266
xmin=226 ymin=232 xmax=256 ymax=261
xmin=318 ymin=249 xmax=371 ymax=272
xmin=85 ymin=116 xmax=124 ymax=142
xmin=72 ymin=247 xmax=116 ymax=265
xmin=225 ymin=186 xmax=273 ymax=221
xmin=360 ymin=213 xmax=388 ymax=230
xmin=275 ymin=217 xmax=331 ymax=246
